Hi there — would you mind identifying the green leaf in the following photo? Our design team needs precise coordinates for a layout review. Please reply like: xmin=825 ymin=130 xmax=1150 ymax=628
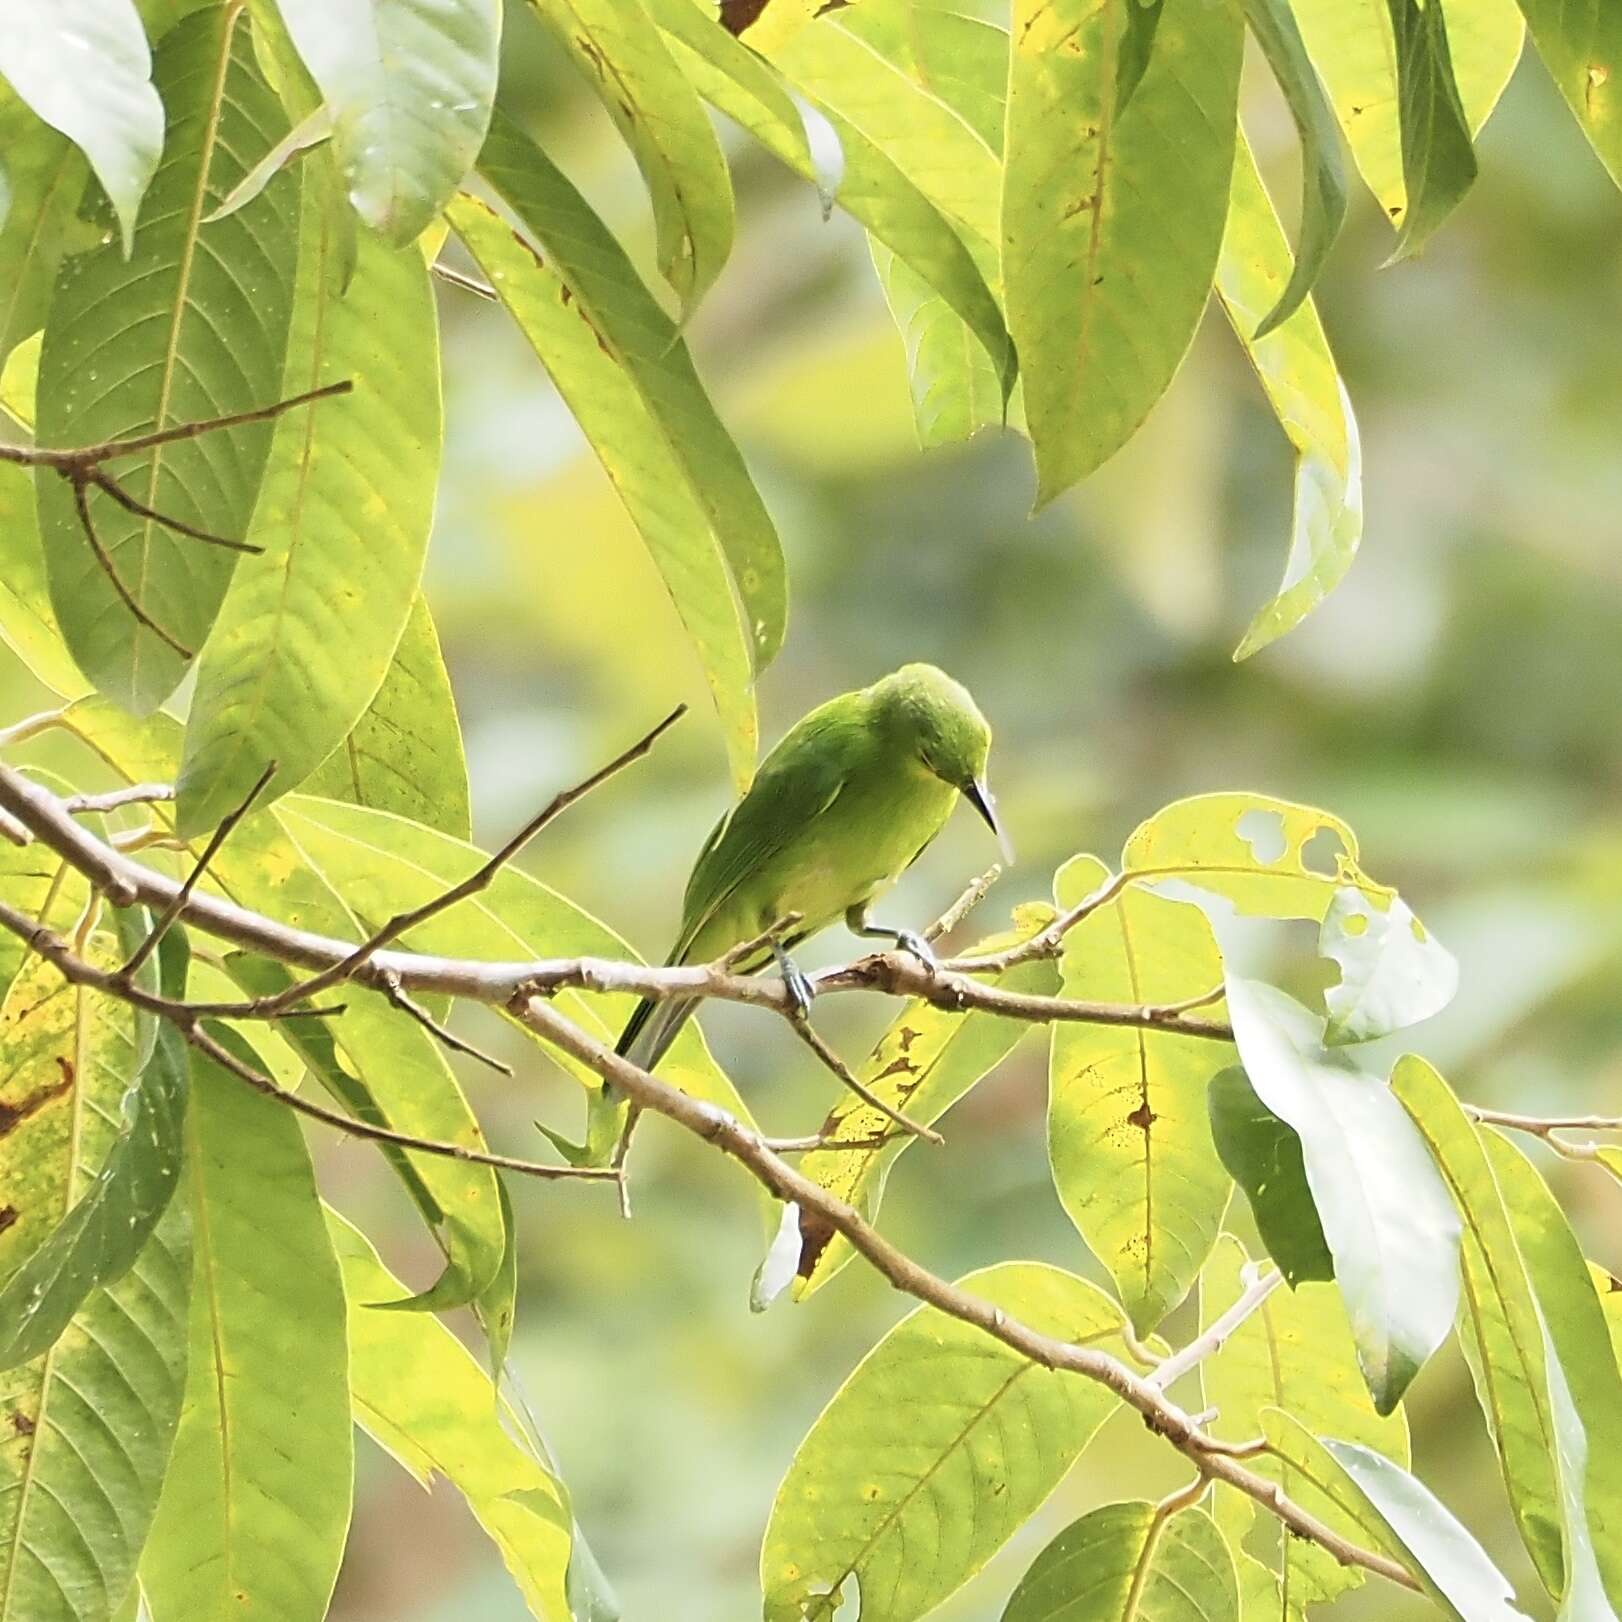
xmin=1320 ymin=885 xmax=1458 ymax=1043
xmin=1240 ymin=0 xmax=1348 ymax=339
xmin=0 ymin=934 xmax=189 ymax=1371
xmin=1592 ymin=1264 xmax=1622 ymax=1364
xmin=1263 ymin=1412 xmax=1529 ymax=1621
xmin=447 ymin=191 xmax=758 ymax=790
xmin=301 ymin=592 xmax=471 ymax=841
xmin=1001 ymin=1499 xmax=1237 ymax=1621
xmin=0 ymin=331 xmax=39 ymax=430
xmin=477 ymin=109 xmax=786 ymax=673
xmin=1049 ymin=854 xmax=1232 ymax=1334
xmin=761 ymin=1261 xmax=1126 ymax=1622
xmin=528 ymin=0 xmax=732 ymax=316
xmin=1208 ymin=1066 xmax=1333 ymax=1285
xmin=176 ymin=184 xmax=442 ymax=836
xmin=275 ymin=0 xmax=499 ymax=246
xmin=792 ymin=905 xmax=1059 ymax=1301
xmin=36 ymin=8 xmax=300 ymax=712
xmin=1508 ymin=0 xmax=1622 ymax=186
xmin=1219 ymin=131 xmax=1364 ymax=661
xmin=1004 ymin=0 xmax=1242 ymax=500
xmin=0 ymin=789 xmax=95 ymax=1000
xmin=326 ymin=1207 xmax=573 ymax=1620
xmin=1385 ymin=0 xmax=1479 ymax=261
xmin=0 ymin=0 xmax=163 ymax=255
xmin=141 ymin=1034 xmax=351 ymax=1622
xmin=1224 ymin=979 xmax=1460 ymax=1412
xmin=0 ymin=460 xmax=90 ymax=698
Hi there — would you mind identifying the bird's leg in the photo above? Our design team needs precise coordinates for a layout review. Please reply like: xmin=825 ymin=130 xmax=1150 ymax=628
xmin=845 ymin=905 xmax=938 ymax=971
xmin=772 ymin=938 xmax=817 ymax=1021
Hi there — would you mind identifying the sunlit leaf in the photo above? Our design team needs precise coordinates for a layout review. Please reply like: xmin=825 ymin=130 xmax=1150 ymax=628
xmin=301 ymin=592 xmax=471 ymax=841
xmin=1225 ymin=979 xmax=1460 ymax=1412
xmin=793 ymin=905 xmax=1059 ymax=1300
xmin=1004 ymin=0 xmax=1242 ymax=501
xmin=1320 ymin=885 xmax=1458 ymax=1043
xmin=0 ymin=460 xmax=87 ymax=698
xmin=0 ymin=780 xmax=95 ymax=1000
xmin=762 ymin=1262 xmax=1126 ymax=1622
xmin=36 ymin=8 xmax=299 ymax=712
xmin=528 ymin=0 xmax=732 ymax=316
xmin=1050 ymin=854 xmax=1232 ymax=1334
xmin=0 ymin=0 xmax=163 ymax=255
xmin=447 ymin=192 xmax=758 ymax=789
xmin=1590 ymin=1264 xmax=1622 ymax=1367
xmin=0 ymin=97 xmax=87 ymax=371
xmin=1219 ymin=132 xmax=1363 ymax=661
xmin=141 ymin=1034 xmax=351 ymax=1622
xmin=1001 ymin=1499 xmax=1237 ymax=1621
xmin=177 ymin=184 xmax=441 ymax=835
xmin=1239 ymin=0 xmax=1347 ymax=338
xmin=276 ymin=0 xmax=499 ymax=246
xmin=327 ymin=1208 xmax=573 ymax=1620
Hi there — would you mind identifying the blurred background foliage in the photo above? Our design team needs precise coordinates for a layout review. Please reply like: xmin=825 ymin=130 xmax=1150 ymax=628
xmin=14 ymin=5 xmax=1622 ymax=1616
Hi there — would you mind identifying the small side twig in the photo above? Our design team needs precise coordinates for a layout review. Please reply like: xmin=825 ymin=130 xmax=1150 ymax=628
xmin=788 ymin=1016 xmax=944 ymax=1145
xmin=431 ymin=262 xmax=499 ymax=301
xmin=71 ymin=475 xmax=191 ymax=657
xmin=1148 ymin=1264 xmax=1282 ymax=1391
xmin=379 ymin=968 xmax=512 ymax=1077
xmin=924 ymin=864 xmax=1002 ymax=943
xmin=62 ymin=783 xmax=176 ymax=815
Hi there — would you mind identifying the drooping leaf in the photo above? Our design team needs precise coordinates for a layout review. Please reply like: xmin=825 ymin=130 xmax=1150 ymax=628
xmin=1264 ymin=1412 xmax=1530 ymax=1621
xmin=176 ymin=183 xmax=441 ymax=835
xmin=0 ymin=0 xmax=163 ymax=254
xmin=1004 ymin=0 xmax=1242 ymax=501
xmin=1001 ymin=1499 xmax=1237 ymax=1621
xmin=1320 ymin=885 xmax=1459 ymax=1044
xmin=140 ymin=1034 xmax=351 ymax=1622
xmin=1225 ymin=979 xmax=1460 ymax=1412
xmin=528 ymin=0 xmax=732 ymax=316
xmin=326 ymin=1208 xmax=573 ymax=1620
xmin=275 ymin=0 xmax=499 ymax=246
xmin=0 ymin=460 xmax=90 ymax=698
xmin=301 ymin=591 xmax=471 ymax=841
xmin=1049 ymin=854 xmax=1233 ymax=1334
xmin=1219 ymin=131 xmax=1364 ymax=660
xmin=761 ymin=1262 xmax=1126 ymax=1622
xmin=1207 ymin=1065 xmax=1333 ymax=1285
xmin=0 ymin=931 xmax=189 ymax=1370
xmin=1199 ymin=1235 xmax=1409 ymax=1614
xmin=792 ymin=905 xmax=1059 ymax=1300
xmin=447 ymin=192 xmax=758 ymax=788
xmin=477 ymin=109 xmax=786 ymax=673
xmin=35 ymin=8 xmax=299 ymax=712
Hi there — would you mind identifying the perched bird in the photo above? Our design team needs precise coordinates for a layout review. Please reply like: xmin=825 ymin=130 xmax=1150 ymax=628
xmin=617 ymin=663 xmax=1010 ymax=1072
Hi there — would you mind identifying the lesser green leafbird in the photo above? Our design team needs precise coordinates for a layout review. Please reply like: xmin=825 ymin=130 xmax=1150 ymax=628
xmin=617 ymin=663 xmax=1010 ymax=1071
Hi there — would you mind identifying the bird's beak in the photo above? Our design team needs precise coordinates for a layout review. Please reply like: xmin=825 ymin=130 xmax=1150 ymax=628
xmin=964 ymin=778 xmax=1014 ymax=866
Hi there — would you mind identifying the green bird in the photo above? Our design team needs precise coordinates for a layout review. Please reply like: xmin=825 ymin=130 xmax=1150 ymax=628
xmin=617 ymin=663 xmax=1010 ymax=1072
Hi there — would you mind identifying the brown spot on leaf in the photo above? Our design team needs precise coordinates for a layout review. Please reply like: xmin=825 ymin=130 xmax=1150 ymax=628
xmin=1606 ymin=1272 xmax=1622 ymax=1294
xmin=796 ymin=1207 xmax=837 ymax=1279
xmin=0 ymin=1060 xmax=75 ymax=1139
xmin=814 ymin=0 xmax=850 ymax=14
xmin=0 ymin=1206 xmax=16 ymax=1237
xmin=873 ymin=1057 xmax=916 ymax=1084
xmin=9 ymin=1412 xmax=35 ymax=1437
xmin=1126 ymin=1101 xmax=1156 ymax=1131
xmin=720 ymin=0 xmax=769 ymax=34
xmin=896 ymin=1027 xmax=921 ymax=1053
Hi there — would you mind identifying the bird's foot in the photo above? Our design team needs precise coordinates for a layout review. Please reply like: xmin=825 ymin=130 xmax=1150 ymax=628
xmin=889 ymin=929 xmax=938 ymax=972
xmin=773 ymin=942 xmax=817 ymax=1021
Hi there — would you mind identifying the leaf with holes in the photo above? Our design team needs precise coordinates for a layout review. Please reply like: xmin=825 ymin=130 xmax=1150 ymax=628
xmin=762 ymin=1262 xmax=1126 ymax=1622
xmin=529 ymin=0 xmax=732 ymax=316
xmin=1220 ymin=131 xmax=1363 ymax=661
xmin=327 ymin=1208 xmax=573 ymax=1619
xmin=0 ymin=0 xmax=163 ymax=254
xmin=176 ymin=184 xmax=441 ymax=836
xmin=276 ymin=0 xmax=499 ymax=246
xmin=140 ymin=1033 xmax=351 ymax=1622
xmin=35 ymin=8 xmax=300 ymax=712
xmin=301 ymin=592 xmax=471 ymax=840
xmin=1198 ymin=1234 xmax=1409 ymax=1614
xmin=1512 ymin=0 xmax=1622 ymax=188
xmin=477 ymin=109 xmax=786 ymax=673
xmin=447 ymin=191 xmax=758 ymax=788
xmin=1049 ymin=854 xmax=1233 ymax=1335
xmin=792 ymin=905 xmax=1059 ymax=1301
xmin=1320 ymin=886 xmax=1458 ymax=1044
xmin=1225 ymin=979 xmax=1459 ymax=1412
xmin=1001 ymin=1499 xmax=1237 ymax=1621
xmin=1004 ymin=0 xmax=1242 ymax=501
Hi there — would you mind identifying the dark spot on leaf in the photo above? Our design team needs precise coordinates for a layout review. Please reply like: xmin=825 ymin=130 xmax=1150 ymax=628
xmin=9 ymin=1412 xmax=35 ymax=1437
xmin=796 ymin=1208 xmax=836 ymax=1279
xmin=720 ymin=0 xmax=769 ymax=34
xmin=1126 ymin=1101 xmax=1156 ymax=1131
xmin=508 ymin=228 xmax=544 ymax=271
xmin=0 ymin=1061 xmax=75 ymax=1139
xmin=897 ymin=1027 xmax=921 ymax=1053
xmin=560 ymin=284 xmax=572 ymax=306
xmin=0 ymin=1206 xmax=15 ymax=1236
xmin=617 ymin=99 xmax=635 ymax=124
xmin=874 ymin=1057 xmax=916 ymax=1084
xmin=576 ymin=35 xmax=605 ymax=75
xmin=1607 ymin=1272 xmax=1622 ymax=1294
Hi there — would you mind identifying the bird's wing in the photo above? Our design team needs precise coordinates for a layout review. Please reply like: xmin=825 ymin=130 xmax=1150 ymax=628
xmin=671 ymin=703 xmax=856 ymax=963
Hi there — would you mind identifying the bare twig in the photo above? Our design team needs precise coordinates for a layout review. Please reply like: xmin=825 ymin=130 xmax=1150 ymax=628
xmin=763 ymin=1130 xmax=903 ymax=1154
xmin=84 ymin=465 xmax=262 ymax=554
xmin=717 ymin=912 xmax=804 ymax=971
xmin=943 ymin=867 xmax=1134 ymax=974
xmin=379 ymin=968 xmax=513 ymax=1077
xmin=1148 ymin=1265 xmax=1282 ymax=1391
xmin=70 ymin=476 xmax=192 ymax=656
xmin=1468 ymin=1106 xmax=1621 ymax=1166
xmin=789 ymin=1016 xmax=944 ymax=1145
xmin=431 ymin=262 xmax=499 ymax=300
xmin=62 ymin=782 xmax=176 ymax=815
xmin=923 ymin=864 xmax=1002 ymax=943
xmin=0 ymin=808 xmax=29 ymax=847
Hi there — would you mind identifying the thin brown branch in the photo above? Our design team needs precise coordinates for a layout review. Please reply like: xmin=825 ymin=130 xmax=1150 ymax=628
xmin=1148 ymin=1265 xmax=1282 ymax=1391
xmin=1468 ymin=1105 xmax=1620 ymax=1135
xmin=85 ymin=466 xmax=263 ymax=554
xmin=62 ymin=782 xmax=176 ymax=815
xmin=941 ymin=866 xmax=1133 ymax=974
xmin=379 ymin=968 xmax=513 ymax=1076
xmin=763 ymin=1130 xmax=904 ymax=1154
xmin=923 ymin=864 xmax=1002 ymax=943
xmin=71 ymin=476 xmax=192 ymax=657
xmin=789 ymin=1015 xmax=944 ymax=1144
xmin=0 ymin=808 xmax=29 ymax=847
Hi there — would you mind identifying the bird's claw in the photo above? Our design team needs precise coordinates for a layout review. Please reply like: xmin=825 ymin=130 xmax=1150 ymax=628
xmin=891 ymin=929 xmax=938 ymax=972
xmin=773 ymin=943 xmax=817 ymax=1020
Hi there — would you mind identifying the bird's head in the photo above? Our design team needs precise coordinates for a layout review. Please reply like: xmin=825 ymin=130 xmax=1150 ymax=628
xmin=873 ymin=664 xmax=1013 ymax=863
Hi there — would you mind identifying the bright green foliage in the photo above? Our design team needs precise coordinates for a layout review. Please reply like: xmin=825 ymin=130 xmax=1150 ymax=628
xmin=762 ymin=1262 xmax=1125 ymax=1622
xmin=1320 ymin=887 xmax=1458 ymax=1044
xmin=177 ymin=188 xmax=442 ymax=834
xmin=275 ymin=0 xmax=499 ymax=246
xmin=0 ymin=1 xmax=163 ymax=255
xmin=35 ymin=8 xmax=299 ymax=713
xmin=1003 ymin=0 xmax=1242 ymax=502
xmin=141 ymin=1036 xmax=351 ymax=1622
xmin=1049 ymin=854 xmax=1232 ymax=1334
xmin=0 ymin=99 xmax=87 ymax=369
xmin=1000 ymin=1500 xmax=1237 ymax=1622
xmin=327 ymin=1210 xmax=574 ymax=1620
xmin=1512 ymin=0 xmax=1622 ymax=186
xmin=793 ymin=905 xmax=1059 ymax=1300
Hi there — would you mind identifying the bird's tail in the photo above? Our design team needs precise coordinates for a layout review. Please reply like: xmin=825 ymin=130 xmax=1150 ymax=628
xmin=615 ymin=994 xmax=700 ymax=1074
